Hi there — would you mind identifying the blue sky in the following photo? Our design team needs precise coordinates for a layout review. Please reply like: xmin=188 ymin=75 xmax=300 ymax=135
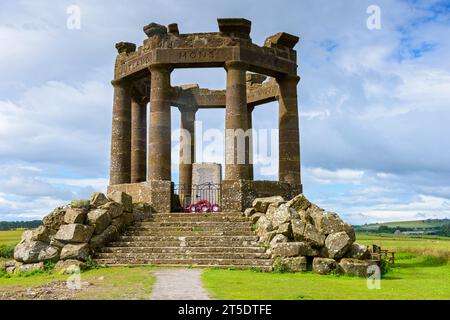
xmin=0 ymin=0 xmax=449 ymax=224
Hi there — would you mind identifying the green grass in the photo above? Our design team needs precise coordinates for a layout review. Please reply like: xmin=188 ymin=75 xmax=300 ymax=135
xmin=202 ymin=234 xmax=450 ymax=300
xmin=356 ymin=233 xmax=450 ymax=259
xmin=202 ymin=253 xmax=450 ymax=300
xmin=0 ymin=230 xmax=22 ymax=260
xmin=0 ymin=266 xmax=157 ymax=300
xmin=0 ymin=230 xmax=22 ymax=246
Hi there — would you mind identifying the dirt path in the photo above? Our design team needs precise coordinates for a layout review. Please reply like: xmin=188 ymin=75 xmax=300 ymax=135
xmin=149 ymin=268 xmax=210 ymax=300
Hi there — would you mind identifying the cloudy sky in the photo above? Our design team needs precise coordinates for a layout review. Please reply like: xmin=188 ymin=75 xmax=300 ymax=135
xmin=1 ymin=0 xmax=449 ymax=224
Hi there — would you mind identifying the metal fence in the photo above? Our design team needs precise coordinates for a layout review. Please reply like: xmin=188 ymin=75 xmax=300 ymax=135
xmin=172 ymin=183 xmax=221 ymax=212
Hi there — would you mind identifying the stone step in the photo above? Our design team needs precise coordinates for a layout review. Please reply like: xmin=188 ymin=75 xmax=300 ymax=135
xmin=123 ymin=230 xmax=255 ymax=237
xmin=95 ymin=252 xmax=271 ymax=260
xmin=93 ymin=263 xmax=273 ymax=271
xmin=129 ymin=222 xmax=252 ymax=229
xmin=145 ymin=213 xmax=247 ymax=223
xmin=107 ymin=240 xmax=261 ymax=247
xmin=116 ymin=235 xmax=259 ymax=242
xmin=94 ymin=257 xmax=274 ymax=267
xmin=98 ymin=246 xmax=267 ymax=254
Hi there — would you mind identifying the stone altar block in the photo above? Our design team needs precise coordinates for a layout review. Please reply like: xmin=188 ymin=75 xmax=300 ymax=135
xmin=191 ymin=163 xmax=222 ymax=205
xmin=192 ymin=163 xmax=222 ymax=186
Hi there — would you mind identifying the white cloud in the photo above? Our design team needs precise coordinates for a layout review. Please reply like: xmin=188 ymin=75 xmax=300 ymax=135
xmin=0 ymin=0 xmax=449 ymax=223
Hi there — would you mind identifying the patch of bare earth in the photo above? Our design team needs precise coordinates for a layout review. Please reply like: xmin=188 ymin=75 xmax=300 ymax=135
xmin=0 ymin=281 xmax=93 ymax=300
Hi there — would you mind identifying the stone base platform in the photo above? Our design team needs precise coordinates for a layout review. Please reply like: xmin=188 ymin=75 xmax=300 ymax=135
xmin=107 ymin=180 xmax=172 ymax=213
xmin=108 ymin=180 xmax=302 ymax=213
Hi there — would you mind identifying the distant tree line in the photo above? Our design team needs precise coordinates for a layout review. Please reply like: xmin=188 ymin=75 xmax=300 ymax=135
xmin=0 ymin=220 xmax=42 ymax=231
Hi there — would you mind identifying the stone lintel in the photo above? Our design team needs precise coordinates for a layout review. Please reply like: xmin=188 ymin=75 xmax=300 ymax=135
xmin=114 ymin=45 xmax=297 ymax=80
xmin=170 ymin=79 xmax=278 ymax=109
xmin=246 ymin=73 xmax=267 ymax=84
xmin=247 ymin=80 xmax=279 ymax=106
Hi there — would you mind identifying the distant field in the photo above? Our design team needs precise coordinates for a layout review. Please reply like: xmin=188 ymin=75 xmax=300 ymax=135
xmin=358 ymin=219 xmax=449 ymax=230
xmin=0 ymin=230 xmax=22 ymax=246
xmin=356 ymin=233 xmax=450 ymax=259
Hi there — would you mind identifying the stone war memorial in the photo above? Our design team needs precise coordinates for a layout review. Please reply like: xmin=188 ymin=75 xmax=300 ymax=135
xmin=107 ymin=18 xmax=303 ymax=213
xmin=7 ymin=19 xmax=375 ymax=275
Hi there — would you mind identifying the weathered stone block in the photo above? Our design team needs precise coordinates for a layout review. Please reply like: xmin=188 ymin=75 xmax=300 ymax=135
xmin=16 ymin=262 xmax=44 ymax=274
xmin=259 ymin=230 xmax=277 ymax=244
xmin=277 ymin=256 xmax=307 ymax=272
xmin=89 ymin=225 xmax=119 ymax=251
xmin=61 ymin=243 xmax=90 ymax=261
xmin=312 ymin=257 xmax=337 ymax=275
xmin=100 ymin=201 xmax=123 ymax=219
xmin=31 ymin=225 xmax=52 ymax=242
xmin=324 ymin=231 xmax=353 ymax=259
xmin=271 ymin=242 xmax=301 ymax=257
xmin=122 ymin=210 xmax=134 ymax=225
xmin=55 ymin=259 xmax=87 ymax=274
xmin=14 ymin=240 xmax=48 ymax=263
xmin=276 ymin=222 xmax=292 ymax=238
xmin=38 ymin=245 xmax=60 ymax=262
xmin=43 ymin=206 xmax=67 ymax=231
xmin=270 ymin=234 xmax=288 ymax=247
xmin=70 ymin=199 xmax=90 ymax=210
xmin=143 ymin=22 xmax=167 ymax=38
xmin=64 ymin=207 xmax=87 ymax=224
xmin=338 ymin=259 xmax=375 ymax=277
xmin=250 ymin=212 xmax=263 ymax=224
xmin=286 ymin=194 xmax=311 ymax=212
xmin=296 ymin=242 xmax=320 ymax=257
xmin=132 ymin=202 xmax=152 ymax=221
xmin=244 ymin=207 xmax=256 ymax=217
xmin=90 ymin=192 xmax=109 ymax=207
xmin=314 ymin=211 xmax=349 ymax=236
xmin=87 ymin=209 xmax=112 ymax=235
xmin=291 ymin=219 xmax=325 ymax=247
xmin=54 ymin=224 xmax=94 ymax=243
xmin=256 ymin=215 xmax=273 ymax=237
xmin=270 ymin=204 xmax=299 ymax=228
xmin=108 ymin=191 xmax=133 ymax=212
xmin=345 ymin=243 xmax=371 ymax=260
xmin=252 ymin=196 xmax=284 ymax=213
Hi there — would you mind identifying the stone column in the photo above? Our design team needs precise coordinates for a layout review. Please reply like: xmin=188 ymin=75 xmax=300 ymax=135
xmin=247 ymin=105 xmax=255 ymax=180
xmin=277 ymin=74 xmax=301 ymax=185
xmin=225 ymin=61 xmax=251 ymax=181
xmin=109 ymin=79 xmax=132 ymax=185
xmin=148 ymin=65 xmax=172 ymax=181
xmin=131 ymin=97 xmax=147 ymax=183
xmin=178 ymin=106 xmax=197 ymax=204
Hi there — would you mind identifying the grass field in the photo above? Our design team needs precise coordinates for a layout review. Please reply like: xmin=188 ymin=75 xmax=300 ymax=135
xmin=360 ymin=219 xmax=448 ymax=230
xmin=1 ymin=230 xmax=449 ymax=300
xmin=356 ymin=233 xmax=450 ymax=259
xmin=202 ymin=233 xmax=450 ymax=299
xmin=0 ymin=266 xmax=156 ymax=300
xmin=202 ymin=253 xmax=450 ymax=300
xmin=0 ymin=230 xmax=22 ymax=246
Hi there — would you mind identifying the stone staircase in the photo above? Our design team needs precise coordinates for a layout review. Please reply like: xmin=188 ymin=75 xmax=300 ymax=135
xmin=94 ymin=212 xmax=273 ymax=271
